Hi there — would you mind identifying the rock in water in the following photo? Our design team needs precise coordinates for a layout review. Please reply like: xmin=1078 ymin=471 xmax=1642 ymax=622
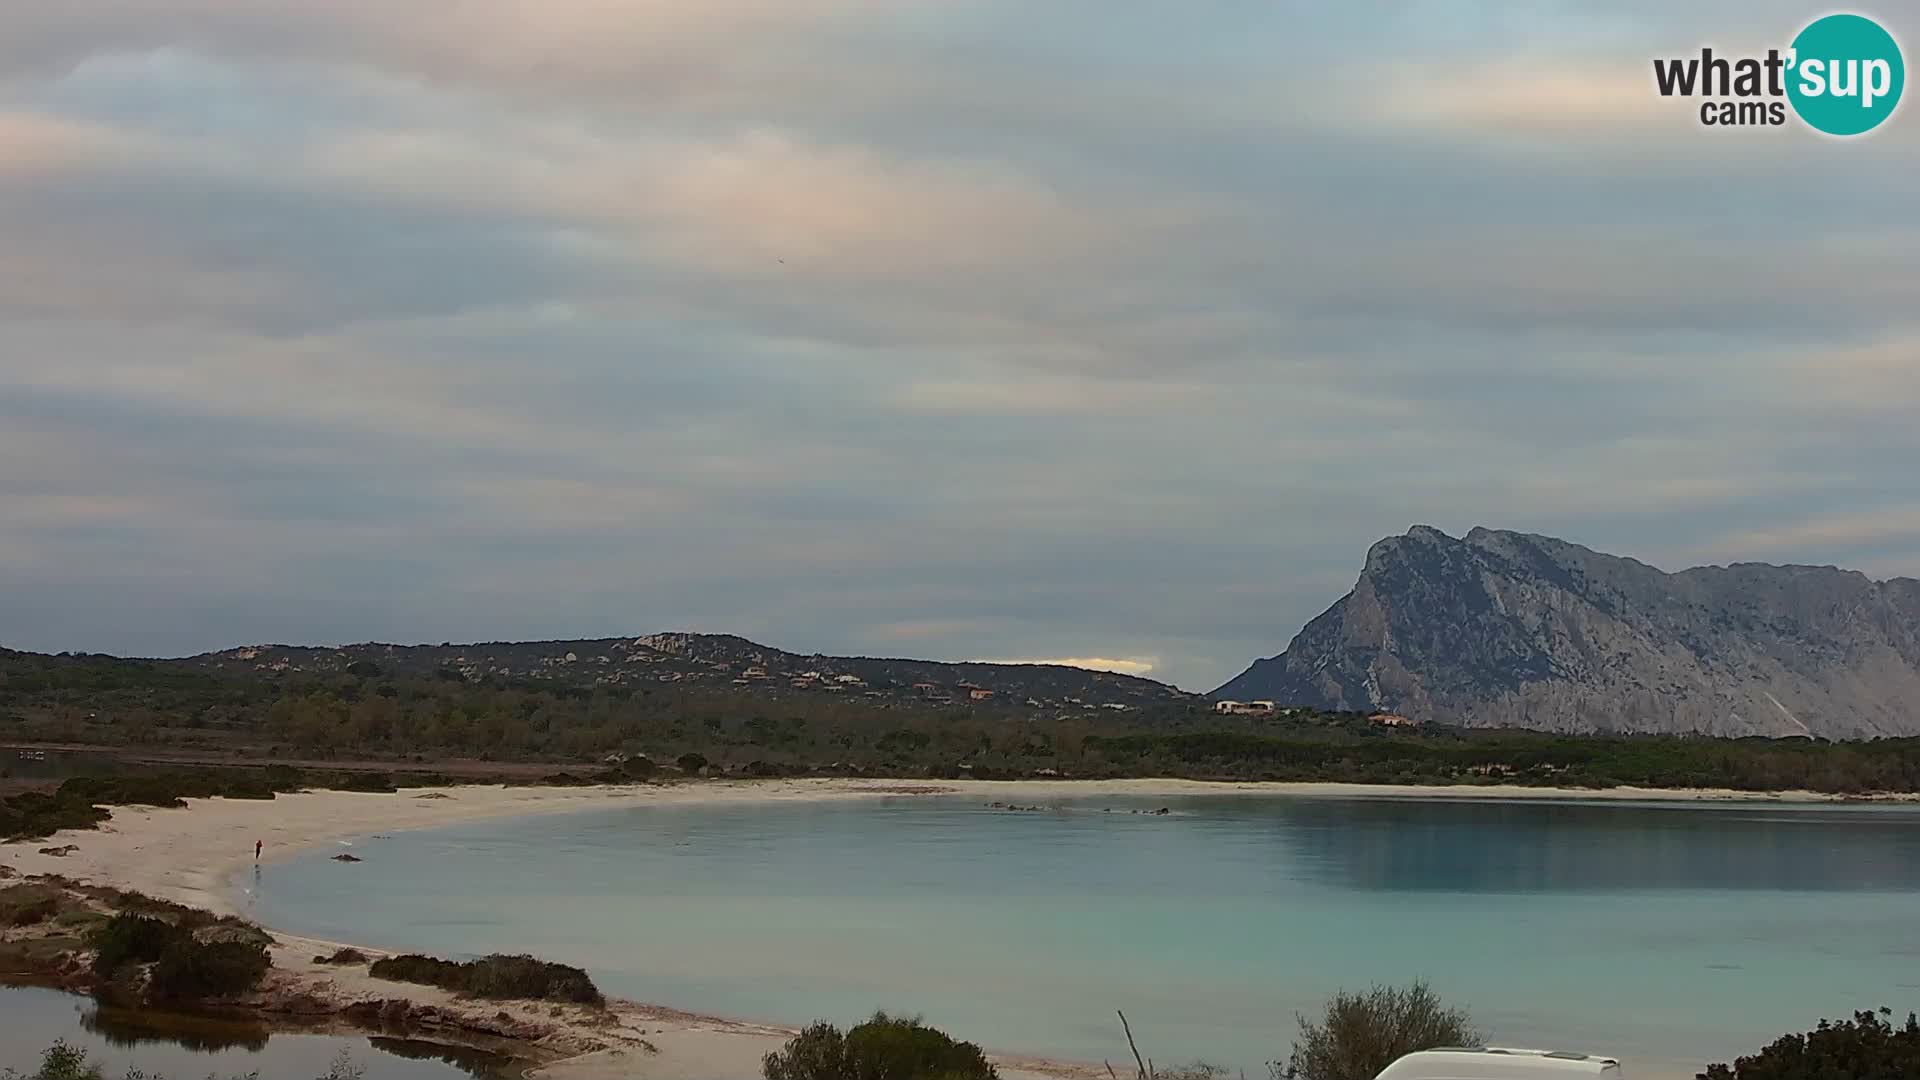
xmin=1214 ymin=525 xmax=1920 ymax=738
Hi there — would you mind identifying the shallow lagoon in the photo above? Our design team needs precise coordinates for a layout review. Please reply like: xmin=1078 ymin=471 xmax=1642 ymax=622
xmin=246 ymin=793 xmax=1920 ymax=1076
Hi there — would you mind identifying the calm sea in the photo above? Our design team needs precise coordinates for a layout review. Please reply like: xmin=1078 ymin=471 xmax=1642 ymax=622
xmin=244 ymin=793 xmax=1920 ymax=1077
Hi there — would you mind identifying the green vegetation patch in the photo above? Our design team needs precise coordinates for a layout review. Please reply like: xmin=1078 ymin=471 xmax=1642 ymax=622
xmin=0 ymin=884 xmax=63 ymax=927
xmin=763 ymin=1012 xmax=999 ymax=1080
xmin=1701 ymin=1008 xmax=1920 ymax=1080
xmin=149 ymin=935 xmax=272 ymax=1001
xmin=1277 ymin=981 xmax=1480 ymax=1080
xmin=368 ymin=952 xmax=603 ymax=1006
xmin=86 ymin=909 xmax=272 ymax=1001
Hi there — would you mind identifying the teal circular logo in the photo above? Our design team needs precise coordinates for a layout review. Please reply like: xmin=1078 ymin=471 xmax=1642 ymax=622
xmin=1787 ymin=14 xmax=1905 ymax=135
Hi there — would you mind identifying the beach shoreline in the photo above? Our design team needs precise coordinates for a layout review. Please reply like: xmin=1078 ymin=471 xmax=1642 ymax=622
xmin=2 ymin=776 xmax=1893 ymax=1078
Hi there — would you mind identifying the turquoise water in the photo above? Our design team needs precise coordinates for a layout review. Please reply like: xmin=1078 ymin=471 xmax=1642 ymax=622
xmin=245 ymin=794 xmax=1920 ymax=1076
xmin=0 ymin=985 xmax=506 ymax=1078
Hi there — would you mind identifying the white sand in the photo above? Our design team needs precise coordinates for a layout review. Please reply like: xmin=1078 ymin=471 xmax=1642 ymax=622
xmin=3 ymin=776 xmax=1853 ymax=1077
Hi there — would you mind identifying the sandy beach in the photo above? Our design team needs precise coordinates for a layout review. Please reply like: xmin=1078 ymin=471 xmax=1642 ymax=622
xmin=1 ymin=777 xmax=1886 ymax=1078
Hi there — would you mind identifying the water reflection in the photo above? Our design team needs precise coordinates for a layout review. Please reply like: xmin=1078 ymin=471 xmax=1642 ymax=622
xmin=1245 ymin=797 xmax=1920 ymax=893
xmin=82 ymin=1002 xmax=270 ymax=1053
xmin=368 ymin=1037 xmax=517 ymax=1078
xmin=0 ymin=987 xmax=513 ymax=1080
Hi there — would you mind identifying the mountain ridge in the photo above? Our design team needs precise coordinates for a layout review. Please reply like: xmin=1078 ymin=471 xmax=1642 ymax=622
xmin=1215 ymin=526 xmax=1920 ymax=738
xmin=181 ymin=632 xmax=1193 ymax=709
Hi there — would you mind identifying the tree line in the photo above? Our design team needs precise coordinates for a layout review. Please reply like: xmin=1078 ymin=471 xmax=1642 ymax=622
xmin=4 ymin=649 xmax=1919 ymax=794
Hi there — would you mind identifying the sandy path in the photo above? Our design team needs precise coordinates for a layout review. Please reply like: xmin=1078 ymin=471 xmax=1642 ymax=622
xmin=2 ymin=777 xmax=1858 ymax=1078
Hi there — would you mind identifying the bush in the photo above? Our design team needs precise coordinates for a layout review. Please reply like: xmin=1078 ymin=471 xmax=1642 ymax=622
xmin=763 ymin=1012 xmax=999 ymax=1080
xmin=677 ymin=752 xmax=710 ymax=774
xmin=4 ymin=897 xmax=58 ymax=927
xmin=86 ymin=909 xmax=273 ymax=1000
xmin=0 ymin=885 xmax=61 ymax=927
xmin=369 ymin=952 xmax=603 ymax=1005
xmin=89 ymin=913 xmax=177 ymax=978
xmin=1698 ymin=1008 xmax=1920 ymax=1079
xmin=336 ymin=771 xmax=396 ymax=793
xmin=314 ymin=946 xmax=370 ymax=965
xmin=1274 ymin=981 xmax=1479 ymax=1080
xmin=149 ymin=936 xmax=271 ymax=1000
xmin=3 ymin=1040 xmax=102 ymax=1080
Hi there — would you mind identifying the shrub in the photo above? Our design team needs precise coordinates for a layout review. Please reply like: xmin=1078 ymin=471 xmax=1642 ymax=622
xmin=1697 ymin=1008 xmax=1920 ymax=1080
xmin=86 ymin=909 xmax=273 ymax=1000
xmin=467 ymin=954 xmax=601 ymax=1004
xmin=264 ymin=764 xmax=304 ymax=787
xmin=3 ymin=1040 xmax=103 ymax=1080
xmin=89 ymin=913 xmax=177 ymax=978
xmin=149 ymin=936 xmax=271 ymax=1000
xmin=336 ymin=772 xmax=396 ymax=793
xmin=677 ymin=752 xmax=710 ymax=774
xmin=368 ymin=952 xmax=465 ymax=987
xmin=314 ymin=947 xmax=370 ymax=965
xmin=1274 ymin=981 xmax=1479 ymax=1080
xmin=221 ymin=778 xmax=279 ymax=800
xmin=763 ymin=1012 xmax=999 ymax=1080
xmin=369 ymin=952 xmax=603 ymax=1006
xmin=0 ymin=885 xmax=62 ymax=927
xmin=4 ymin=897 xmax=58 ymax=927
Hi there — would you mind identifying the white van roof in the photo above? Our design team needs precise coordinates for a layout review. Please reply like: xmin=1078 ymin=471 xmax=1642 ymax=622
xmin=1375 ymin=1047 xmax=1622 ymax=1080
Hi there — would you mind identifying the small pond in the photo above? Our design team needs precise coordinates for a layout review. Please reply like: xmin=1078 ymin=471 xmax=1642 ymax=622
xmin=0 ymin=985 xmax=517 ymax=1079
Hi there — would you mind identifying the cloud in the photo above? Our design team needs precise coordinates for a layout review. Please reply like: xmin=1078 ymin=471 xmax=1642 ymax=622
xmin=972 ymin=656 xmax=1158 ymax=677
xmin=1706 ymin=509 xmax=1920 ymax=566
xmin=2 ymin=3 xmax=1918 ymax=691
xmin=1366 ymin=60 xmax=1674 ymax=136
xmin=0 ymin=110 xmax=139 ymax=175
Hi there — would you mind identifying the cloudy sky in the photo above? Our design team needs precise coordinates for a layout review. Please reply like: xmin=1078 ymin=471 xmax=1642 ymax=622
xmin=2 ymin=2 xmax=1915 ymax=690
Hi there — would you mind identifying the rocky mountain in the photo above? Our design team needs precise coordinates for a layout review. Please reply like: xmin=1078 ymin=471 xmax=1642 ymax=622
xmin=189 ymin=632 xmax=1192 ymax=710
xmin=1215 ymin=526 xmax=1920 ymax=738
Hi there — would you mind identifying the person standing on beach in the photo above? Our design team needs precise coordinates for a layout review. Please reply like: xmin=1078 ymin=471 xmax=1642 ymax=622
xmin=255 ymin=839 xmax=262 ymax=861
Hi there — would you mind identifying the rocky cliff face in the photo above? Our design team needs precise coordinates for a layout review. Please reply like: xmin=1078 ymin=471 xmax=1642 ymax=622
xmin=1215 ymin=526 xmax=1920 ymax=737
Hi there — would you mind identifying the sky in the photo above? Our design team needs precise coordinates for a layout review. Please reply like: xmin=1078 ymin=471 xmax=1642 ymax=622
xmin=1 ymin=2 xmax=1916 ymax=691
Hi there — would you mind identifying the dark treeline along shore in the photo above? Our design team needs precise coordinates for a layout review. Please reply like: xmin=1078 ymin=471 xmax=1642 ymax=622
xmin=4 ymin=647 xmax=1919 ymax=822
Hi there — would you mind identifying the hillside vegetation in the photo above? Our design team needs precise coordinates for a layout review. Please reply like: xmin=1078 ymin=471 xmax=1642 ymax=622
xmin=4 ymin=646 xmax=1919 ymax=797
